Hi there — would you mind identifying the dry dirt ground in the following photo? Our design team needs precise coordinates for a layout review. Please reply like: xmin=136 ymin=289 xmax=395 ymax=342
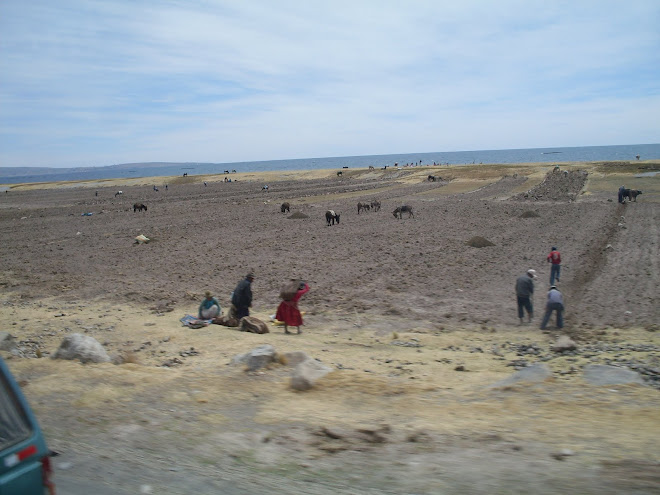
xmin=1 ymin=161 xmax=659 ymax=494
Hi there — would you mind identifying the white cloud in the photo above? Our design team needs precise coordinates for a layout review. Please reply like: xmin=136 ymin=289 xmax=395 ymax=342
xmin=1 ymin=0 xmax=658 ymax=167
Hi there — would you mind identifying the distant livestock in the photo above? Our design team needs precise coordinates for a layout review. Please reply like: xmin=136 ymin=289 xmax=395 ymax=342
xmin=115 ymin=191 xmax=123 ymax=197
xmin=370 ymin=200 xmax=381 ymax=211
xmin=368 ymin=165 xmax=375 ymax=170
xmin=325 ymin=210 xmax=340 ymax=226
xmin=281 ymin=202 xmax=290 ymax=213
xmin=357 ymin=202 xmax=371 ymax=214
xmin=427 ymin=175 xmax=442 ymax=182
xmin=393 ymin=205 xmax=414 ymax=219
xmin=622 ymin=189 xmax=642 ymax=202
xmin=133 ymin=203 xmax=147 ymax=212
xmin=337 ymin=171 xmax=343 ymax=177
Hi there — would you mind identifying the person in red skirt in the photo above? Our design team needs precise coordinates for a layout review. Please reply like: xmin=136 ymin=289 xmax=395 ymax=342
xmin=276 ymin=281 xmax=310 ymax=334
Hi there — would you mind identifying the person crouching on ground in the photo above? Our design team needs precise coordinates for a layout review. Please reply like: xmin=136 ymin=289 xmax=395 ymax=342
xmin=540 ymin=285 xmax=564 ymax=330
xmin=515 ymin=269 xmax=537 ymax=324
xmin=199 ymin=291 xmax=221 ymax=319
xmin=276 ymin=281 xmax=310 ymax=334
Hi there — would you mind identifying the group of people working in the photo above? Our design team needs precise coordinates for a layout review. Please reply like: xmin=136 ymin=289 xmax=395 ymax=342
xmin=515 ymin=246 xmax=564 ymax=330
xmin=198 ymin=272 xmax=310 ymax=334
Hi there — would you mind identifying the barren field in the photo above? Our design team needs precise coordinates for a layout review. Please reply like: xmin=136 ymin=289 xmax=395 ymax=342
xmin=1 ymin=161 xmax=659 ymax=494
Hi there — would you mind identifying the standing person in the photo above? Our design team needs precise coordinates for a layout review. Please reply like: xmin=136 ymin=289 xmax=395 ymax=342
xmin=547 ymin=246 xmax=562 ymax=285
xmin=232 ymin=272 xmax=254 ymax=319
xmin=540 ymin=286 xmax=564 ymax=330
xmin=198 ymin=291 xmax=221 ymax=319
xmin=276 ymin=281 xmax=310 ymax=335
xmin=515 ymin=269 xmax=537 ymax=324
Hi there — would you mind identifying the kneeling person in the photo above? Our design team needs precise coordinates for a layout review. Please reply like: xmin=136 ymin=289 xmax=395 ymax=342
xmin=199 ymin=291 xmax=221 ymax=319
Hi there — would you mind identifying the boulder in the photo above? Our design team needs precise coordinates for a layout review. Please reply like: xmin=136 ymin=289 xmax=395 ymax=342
xmin=551 ymin=336 xmax=577 ymax=353
xmin=282 ymin=351 xmax=311 ymax=367
xmin=489 ymin=363 xmax=552 ymax=388
xmin=0 ymin=331 xmax=16 ymax=352
xmin=291 ymin=358 xmax=333 ymax=391
xmin=583 ymin=365 xmax=645 ymax=386
xmin=240 ymin=316 xmax=269 ymax=334
xmin=232 ymin=344 xmax=278 ymax=371
xmin=52 ymin=333 xmax=111 ymax=364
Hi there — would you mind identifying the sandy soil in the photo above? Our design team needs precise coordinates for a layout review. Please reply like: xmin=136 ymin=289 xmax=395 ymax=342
xmin=1 ymin=161 xmax=659 ymax=494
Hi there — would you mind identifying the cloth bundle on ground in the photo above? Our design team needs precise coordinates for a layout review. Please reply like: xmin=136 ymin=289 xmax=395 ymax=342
xmin=180 ymin=314 xmax=212 ymax=329
xmin=212 ymin=304 xmax=240 ymax=327
xmin=239 ymin=316 xmax=269 ymax=334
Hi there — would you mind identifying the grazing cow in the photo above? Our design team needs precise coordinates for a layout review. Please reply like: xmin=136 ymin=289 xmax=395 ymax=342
xmin=392 ymin=205 xmax=414 ymax=219
xmin=133 ymin=203 xmax=147 ymax=212
xmin=370 ymin=200 xmax=381 ymax=211
xmin=224 ymin=170 xmax=230 ymax=174
xmin=337 ymin=171 xmax=343 ymax=177
xmin=182 ymin=173 xmax=188 ymax=177
xmin=115 ymin=191 xmax=123 ymax=197
xmin=281 ymin=202 xmax=290 ymax=213
xmin=623 ymin=189 xmax=642 ymax=202
xmin=325 ymin=210 xmax=340 ymax=226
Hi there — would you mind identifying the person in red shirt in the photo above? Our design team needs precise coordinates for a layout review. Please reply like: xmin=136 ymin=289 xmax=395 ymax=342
xmin=276 ymin=282 xmax=310 ymax=334
xmin=547 ymin=247 xmax=561 ymax=285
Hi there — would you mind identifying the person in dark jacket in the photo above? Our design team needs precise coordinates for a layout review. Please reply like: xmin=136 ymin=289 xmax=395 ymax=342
xmin=515 ymin=269 xmax=537 ymax=324
xmin=232 ymin=272 xmax=254 ymax=319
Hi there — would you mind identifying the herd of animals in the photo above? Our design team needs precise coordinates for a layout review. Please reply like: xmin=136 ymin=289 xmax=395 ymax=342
xmin=117 ymin=173 xmax=641 ymax=225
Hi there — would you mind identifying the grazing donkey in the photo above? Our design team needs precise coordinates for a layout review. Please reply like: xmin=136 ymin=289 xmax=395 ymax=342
xmin=370 ymin=200 xmax=381 ymax=211
xmin=392 ymin=205 xmax=414 ymax=219
xmin=325 ymin=210 xmax=340 ymax=226
xmin=281 ymin=202 xmax=290 ymax=213
xmin=133 ymin=203 xmax=147 ymax=212
xmin=357 ymin=202 xmax=371 ymax=214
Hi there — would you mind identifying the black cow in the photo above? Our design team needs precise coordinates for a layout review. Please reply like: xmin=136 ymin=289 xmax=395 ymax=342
xmin=326 ymin=210 xmax=340 ymax=226
xmin=133 ymin=203 xmax=147 ymax=212
xmin=281 ymin=202 xmax=290 ymax=213
xmin=337 ymin=171 xmax=343 ymax=177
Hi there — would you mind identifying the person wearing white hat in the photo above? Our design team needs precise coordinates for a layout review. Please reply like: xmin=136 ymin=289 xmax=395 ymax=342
xmin=515 ymin=269 xmax=537 ymax=324
xmin=540 ymin=285 xmax=564 ymax=330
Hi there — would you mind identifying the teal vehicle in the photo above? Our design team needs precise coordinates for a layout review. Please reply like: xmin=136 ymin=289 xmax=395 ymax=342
xmin=0 ymin=357 xmax=55 ymax=494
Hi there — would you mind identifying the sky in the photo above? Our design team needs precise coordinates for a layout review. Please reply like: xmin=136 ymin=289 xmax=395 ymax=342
xmin=1 ymin=1 xmax=659 ymax=168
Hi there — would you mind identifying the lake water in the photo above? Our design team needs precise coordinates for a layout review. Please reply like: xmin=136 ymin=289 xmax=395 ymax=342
xmin=1 ymin=143 xmax=658 ymax=185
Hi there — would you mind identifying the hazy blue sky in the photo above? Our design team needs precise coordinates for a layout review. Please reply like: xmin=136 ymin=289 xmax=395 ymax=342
xmin=1 ymin=1 xmax=658 ymax=168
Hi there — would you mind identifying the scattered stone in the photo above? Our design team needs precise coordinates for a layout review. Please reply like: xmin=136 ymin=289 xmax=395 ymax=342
xmin=291 ymin=358 xmax=333 ymax=391
xmin=0 ymin=332 xmax=17 ymax=352
xmin=52 ymin=333 xmax=111 ymax=364
xmin=583 ymin=364 xmax=645 ymax=386
xmin=466 ymin=236 xmax=495 ymax=248
xmin=551 ymin=449 xmax=575 ymax=461
xmin=551 ymin=336 xmax=577 ymax=353
xmin=288 ymin=211 xmax=309 ymax=219
xmin=234 ymin=344 xmax=278 ymax=371
xmin=454 ymin=365 xmax=466 ymax=371
xmin=490 ymin=363 xmax=552 ymax=388
xmin=520 ymin=210 xmax=540 ymax=218
xmin=282 ymin=351 xmax=310 ymax=367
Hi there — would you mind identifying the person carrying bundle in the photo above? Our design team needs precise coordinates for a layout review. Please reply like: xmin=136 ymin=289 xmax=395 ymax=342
xmin=276 ymin=279 xmax=310 ymax=334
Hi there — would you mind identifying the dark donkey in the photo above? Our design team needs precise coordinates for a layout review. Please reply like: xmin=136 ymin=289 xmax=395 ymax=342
xmin=392 ymin=205 xmax=414 ymax=219
xmin=281 ymin=202 xmax=290 ymax=213
xmin=325 ymin=210 xmax=340 ymax=226
xmin=133 ymin=203 xmax=147 ymax=212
